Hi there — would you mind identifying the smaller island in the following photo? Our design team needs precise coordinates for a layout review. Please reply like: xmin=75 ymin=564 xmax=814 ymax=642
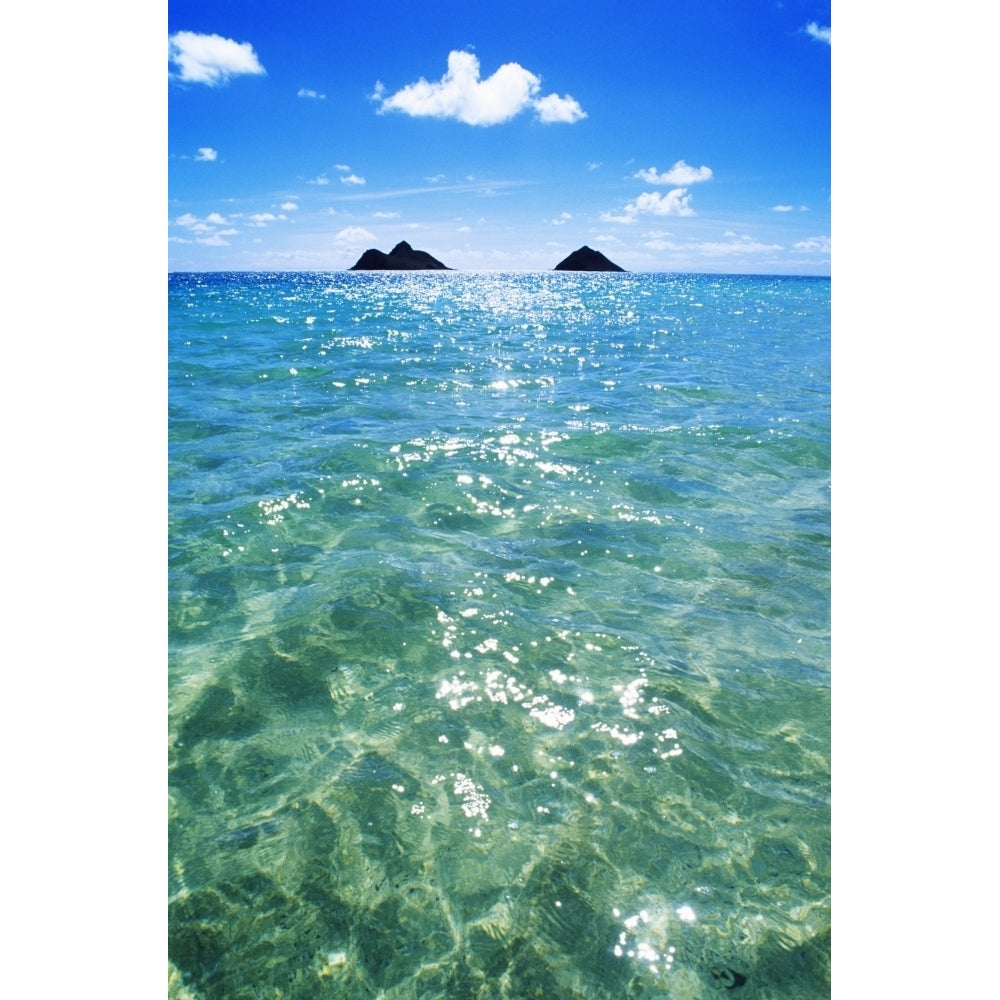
xmin=553 ymin=246 xmax=625 ymax=272
xmin=350 ymin=241 xmax=452 ymax=270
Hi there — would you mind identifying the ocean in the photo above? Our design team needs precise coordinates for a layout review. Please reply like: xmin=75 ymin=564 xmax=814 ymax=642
xmin=168 ymin=270 xmax=830 ymax=999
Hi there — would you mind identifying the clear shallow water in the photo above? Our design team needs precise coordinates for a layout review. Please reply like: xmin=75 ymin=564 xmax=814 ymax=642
xmin=168 ymin=271 xmax=830 ymax=999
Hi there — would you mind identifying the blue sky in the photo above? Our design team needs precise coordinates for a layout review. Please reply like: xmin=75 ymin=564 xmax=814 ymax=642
xmin=168 ymin=0 xmax=830 ymax=273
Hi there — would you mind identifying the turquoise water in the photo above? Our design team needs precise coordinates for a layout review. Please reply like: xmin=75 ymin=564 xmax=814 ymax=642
xmin=168 ymin=271 xmax=830 ymax=999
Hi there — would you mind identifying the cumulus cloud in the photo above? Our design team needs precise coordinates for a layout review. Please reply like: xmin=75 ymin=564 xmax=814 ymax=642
xmin=603 ymin=188 xmax=696 ymax=223
xmin=373 ymin=211 xmax=400 ymax=219
xmin=168 ymin=31 xmax=266 ymax=86
xmin=630 ymin=190 xmax=695 ymax=216
xmin=175 ymin=211 xmax=229 ymax=232
xmin=805 ymin=22 xmax=831 ymax=44
xmin=174 ymin=211 xmax=238 ymax=245
xmin=633 ymin=161 xmax=712 ymax=185
xmin=195 ymin=147 xmax=218 ymax=162
xmin=308 ymin=175 xmax=329 ymax=185
xmin=773 ymin=204 xmax=794 ymax=212
xmin=533 ymin=92 xmax=587 ymax=124
xmin=298 ymin=87 xmax=325 ymax=99
xmin=175 ymin=212 xmax=205 ymax=230
xmin=372 ymin=50 xmax=586 ymax=126
xmin=340 ymin=174 xmax=366 ymax=186
xmin=281 ymin=201 xmax=298 ymax=211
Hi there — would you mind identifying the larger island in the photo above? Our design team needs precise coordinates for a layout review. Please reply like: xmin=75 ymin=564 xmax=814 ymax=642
xmin=350 ymin=241 xmax=452 ymax=270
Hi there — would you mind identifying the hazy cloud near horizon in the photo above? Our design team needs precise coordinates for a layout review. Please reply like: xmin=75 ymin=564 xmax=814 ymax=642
xmin=335 ymin=226 xmax=376 ymax=245
xmin=372 ymin=50 xmax=586 ymax=126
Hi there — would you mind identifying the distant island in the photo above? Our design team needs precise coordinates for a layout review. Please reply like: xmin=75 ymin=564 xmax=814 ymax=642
xmin=350 ymin=241 xmax=451 ymax=270
xmin=554 ymin=246 xmax=625 ymax=272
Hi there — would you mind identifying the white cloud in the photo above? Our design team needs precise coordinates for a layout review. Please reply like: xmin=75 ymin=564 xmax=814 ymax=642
xmin=773 ymin=204 xmax=794 ymax=212
xmin=247 ymin=212 xmax=287 ymax=227
xmin=634 ymin=189 xmax=695 ymax=215
xmin=308 ymin=175 xmax=329 ymax=185
xmin=607 ymin=188 xmax=696 ymax=221
xmin=600 ymin=211 xmax=637 ymax=224
xmin=373 ymin=211 xmax=400 ymax=218
xmin=195 ymin=147 xmax=217 ymax=162
xmin=372 ymin=50 xmax=586 ymax=126
xmin=533 ymin=92 xmax=587 ymax=124
xmin=805 ymin=22 xmax=831 ymax=45
xmin=335 ymin=226 xmax=376 ymax=243
xmin=793 ymin=236 xmax=831 ymax=252
xmin=280 ymin=201 xmax=298 ymax=211
xmin=168 ymin=31 xmax=266 ymax=86
xmin=335 ymin=164 xmax=352 ymax=172
xmin=587 ymin=161 xmax=603 ymax=171
xmin=298 ymin=88 xmax=326 ymax=99
xmin=175 ymin=211 xmax=231 ymax=234
xmin=696 ymin=235 xmax=783 ymax=255
xmin=633 ymin=161 xmax=712 ymax=185
xmin=341 ymin=174 xmax=366 ymax=186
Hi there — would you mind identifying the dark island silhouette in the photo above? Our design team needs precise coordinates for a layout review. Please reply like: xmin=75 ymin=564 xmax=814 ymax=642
xmin=554 ymin=246 xmax=625 ymax=272
xmin=350 ymin=241 xmax=452 ymax=270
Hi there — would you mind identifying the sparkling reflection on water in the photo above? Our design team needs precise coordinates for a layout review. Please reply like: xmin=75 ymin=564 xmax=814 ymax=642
xmin=169 ymin=271 xmax=830 ymax=999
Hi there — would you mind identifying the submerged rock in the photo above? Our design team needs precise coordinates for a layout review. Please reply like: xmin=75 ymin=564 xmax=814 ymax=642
xmin=553 ymin=246 xmax=625 ymax=272
xmin=350 ymin=240 xmax=451 ymax=270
